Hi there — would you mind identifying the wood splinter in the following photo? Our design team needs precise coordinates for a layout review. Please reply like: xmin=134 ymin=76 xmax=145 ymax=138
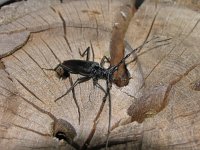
xmin=110 ymin=0 xmax=144 ymax=87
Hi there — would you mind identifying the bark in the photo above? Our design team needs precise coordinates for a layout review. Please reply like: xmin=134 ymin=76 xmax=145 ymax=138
xmin=0 ymin=0 xmax=200 ymax=150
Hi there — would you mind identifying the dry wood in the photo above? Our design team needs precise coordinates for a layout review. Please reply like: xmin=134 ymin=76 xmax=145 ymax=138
xmin=0 ymin=0 xmax=200 ymax=150
xmin=109 ymin=0 xmax=143 ymax=87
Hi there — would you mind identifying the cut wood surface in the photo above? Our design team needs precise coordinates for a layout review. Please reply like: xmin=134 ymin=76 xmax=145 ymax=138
xmin=0 ymin=0 xmax=200 ymax=150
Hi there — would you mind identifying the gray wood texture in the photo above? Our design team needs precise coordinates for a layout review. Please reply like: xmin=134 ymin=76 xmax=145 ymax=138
xmin=0 ymin=0 xmax=200 ymax=149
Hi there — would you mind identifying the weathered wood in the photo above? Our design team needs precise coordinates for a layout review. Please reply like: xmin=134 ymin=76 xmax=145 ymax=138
xmin=0 ymin=0 xmax=200 ymax=150
xmin=0 ymin=31 xmax=30 ymax=59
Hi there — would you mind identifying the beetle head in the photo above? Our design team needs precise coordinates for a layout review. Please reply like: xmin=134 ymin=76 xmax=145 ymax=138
xmin=55 ymin=65 xmax=70 ymax=80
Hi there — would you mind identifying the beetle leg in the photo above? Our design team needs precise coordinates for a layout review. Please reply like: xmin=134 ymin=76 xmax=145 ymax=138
xmin=94 ymin=79 xmax=112 ymax=149
xmin=105 ymin=80 xmax=112 ymax=149
xmin=100 ymin=56 xmax=110 ymax=67
xmin=69 ymin=76 xmax=81 ymax=124
xmin=55 ymin=76 xmax=91 ymax=102
xmin=95 ymin=82 xmax=107 ymax=98
xmin=79 ymin=47 xmax=90 ymax=61
xmin=92 ymin=78 xmax=98 ymax=88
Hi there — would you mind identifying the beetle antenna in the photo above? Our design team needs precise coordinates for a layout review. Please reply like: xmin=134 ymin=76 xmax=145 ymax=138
xmin=41 ymin=68 xmax=55 ymax=71
xmin=42 ymin=63 xmax=64 ymax=71
xmin=111 ymin=37 xmax=156 ymax=72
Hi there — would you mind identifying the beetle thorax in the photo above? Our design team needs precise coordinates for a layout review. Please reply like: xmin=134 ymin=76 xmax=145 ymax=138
xmin=90 ymin=65 xmax=107 ymax=79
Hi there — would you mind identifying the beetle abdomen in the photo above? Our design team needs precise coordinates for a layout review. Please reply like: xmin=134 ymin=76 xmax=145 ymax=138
xmin=62 ymin=60 xmax=99 ymax=76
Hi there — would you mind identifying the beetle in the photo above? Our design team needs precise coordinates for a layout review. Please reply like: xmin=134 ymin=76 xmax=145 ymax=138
xmin=43 ymin=39 xmax=155 ymax=149
xmin=53 ymin=38 xmax=153 ymax=97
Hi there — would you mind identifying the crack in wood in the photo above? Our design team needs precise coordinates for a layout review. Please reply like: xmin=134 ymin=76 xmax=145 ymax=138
xmin=1 ymin=85 xmax=57 ymax=121
xmin=173 ymin=108 xmax=200 ymax=120
xmin=81 ymin=119 xmax=98 ymax=150
xmin=84 ymin=0 xmax=89 ymax=9
xmin=0 ymin=31 xmax=30 ymax=59
xmin=9 ymin=47 xmax=56 ymax=96
xmin=51 ymin=6 xmax=73 ymax=53
xmin=123 ymin=63 xmax=200 ymax=127
xmin=0 ymin=85 xmax=17 ymax=98
xmin=21 ymin=146 xmax=57 ymax=150
xmin=63 ymin=24 xmax=110 ymax=32
xmin=145 ymin=17 xmax=200 ymax=81
xmin=169 ymin=63 xmax=200 ymax=86
xmin=88 ymin=138 xmax=138 ymax=150
xmin=155 ymin=37 xmax=173 ymax=43
xmin=73 ymin=3 xmax=83 ymax=28
xmin=40 ymin=38 xmax=83 ymax=126
xmin=167 ymin=17 xmax=200 ymax=59
xmin=184 ymin=17 xmax=200 ymax=40
xmin=94 ymin=16 xmax=99 ymax=38
xmin=25 ymin=42 xmax=70 ymax=103
xmin=114 ymin=83 xmax=170 ymax=126
xmin=120 ymin=90 xmax=136 ymax=99
xmin=0 ymin=27 xmax=50 ymax=35
xmin=37 ymin=13 xmax=52 ymax=28
xmin=0 ymin=136 xmax=36 ymax=143
xmin=11 ymin=54 xmax=29 ymax=73
xmin=21 ymin=48 xmax=54 ymax=81
xmin=0 ymin=21 xmax=110 ymax=35
xmin=0 ymin=60 xmax=5 ymax=69
xmin=8 ymin=55 xmax=47 ymax=88
xmin=0 ymin=105 xmax=47 ymax=130
xmin=1 ymin=79 xmax=79 ymax=148
xmin=11 ymin=123 xmax=51 ymax=137
xmin=81 ymin=89 xmax=108 ymax=149
xmin=137 ymin=11 xmax=158 ymax=54
xmin=40 ymin=38 xmax=61 ymax=64
xmin=99 ymin=1 xmax=106 ymax=24
xmin=15 ymin=19 xmax=28 ymax=29
xmin=15 ymin=78 xmax=45 ymax=104
xmin=0 ymin=137 xmax=19 ymax=140
xmin=143 ymin=43 xmax=174 ymax=82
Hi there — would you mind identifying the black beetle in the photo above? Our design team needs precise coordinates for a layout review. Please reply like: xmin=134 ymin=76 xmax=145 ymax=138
xmin=43 ymin=39 xmax=154 ymax=149
xmin=51 ymin=40 xmax=150 ymax=100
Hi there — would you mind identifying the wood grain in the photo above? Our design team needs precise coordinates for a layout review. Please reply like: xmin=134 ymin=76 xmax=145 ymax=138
xmin=0 ymin=0 xmax=200 ymax=150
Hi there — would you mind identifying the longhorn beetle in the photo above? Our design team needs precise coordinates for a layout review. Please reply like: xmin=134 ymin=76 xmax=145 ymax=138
xmin=43 ymin=38 xmax=155 ymax=149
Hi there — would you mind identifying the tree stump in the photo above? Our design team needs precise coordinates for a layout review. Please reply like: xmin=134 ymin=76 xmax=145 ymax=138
xmin=0 ymin=0 xmax=200 ymax=150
